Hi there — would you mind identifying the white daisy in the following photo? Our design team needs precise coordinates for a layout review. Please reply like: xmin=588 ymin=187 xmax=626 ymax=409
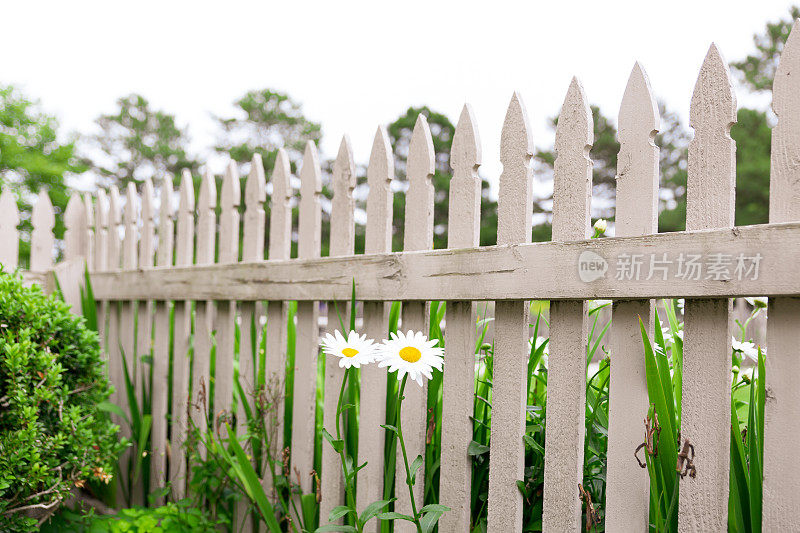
xmin=377 ymin=330 xmax=444 ymax=387
xmin=731 ymin=337 xmax=763 ymax=361
xmin=320 ymin=330 xmax=378 ymax=369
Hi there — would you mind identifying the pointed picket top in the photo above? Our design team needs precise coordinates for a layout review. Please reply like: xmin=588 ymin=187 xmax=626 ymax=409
xmin=770 ymin=19 xmax=800 ymax=223
xmin=298 ymin=141 xmax=322 ymax=260
xmin=690 ymin=44 xmax=737 ymax=131
xmin=404 ymin=114 xmax=435 ymax=251
xmin=31 ymin=190 xmax=55 ymax=271
xmin=619 ymin=62 xmax=659 ymax=145
xmin=685 ymin=43 xmax=737 ymax=231
xmin=497 ymin=92 xmax=534 ymax=246
xmin=616 ymin=62 xmax=660 ymax=237
xmin=94 ymin=189 xmax=109 ymax=272
xmin=330 ymin=135 xmax=356 ymax=257
xmin=139 ymin=178 xmax=156 ymax=268
xmin=0 ymin=189 xmax=20 ymax=269
xmin=365 ymin=126 xmax=394 ymax=254
xmin=32 ymin=189 xmax=55 ymax=233
xmin=157 ymin=177 xmax=175 ymax=267
xmin=219 ymin=162 xmax=241 ymax=263
xmin=82 ymin=193 xmax=95 ymax=268
xmin=175 ymin=169 xmax=195 ymax=267
xmin=64 ymin=193 xmax=87 ymax=260
xmin=448 ymin=104 xmax=482 ymax=249
xmin=242 ymin=154 xmax=266 ymax=262
xmin=107 ymin=186 xmax=122 ymax=271
xmin=123 ymin=183 xmax=138 ymax=269
xmin=196 ymin=168 xmax=217 ymax=265
xmin=268 ymin=148 xmax=293 ymax=261
xmin=552 ymin=77 xmax=593 ymax=242
xmin=245 ymin=154 xmax=267 ymax=209
xmin=221 ymin=161 xmax=241 ymax=212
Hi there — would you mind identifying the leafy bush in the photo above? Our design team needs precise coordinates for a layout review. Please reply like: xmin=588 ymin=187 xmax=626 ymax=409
xmin=0 ymin=271 xmax=124 ymax=531
xmin=40 ymin=502 xmax=224 ymax=532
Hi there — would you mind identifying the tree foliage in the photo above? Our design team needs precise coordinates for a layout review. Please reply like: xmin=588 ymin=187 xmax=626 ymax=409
xmin=84 ymin=94 xmax=199 ymax=188
xmin=731 ymin=6 xmax=800 ymax=93
xmin=0 ymin=85 xmax=84 ymax=267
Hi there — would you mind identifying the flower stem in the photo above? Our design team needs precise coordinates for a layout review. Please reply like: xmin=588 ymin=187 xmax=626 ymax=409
xmin=395 ymin=374 xmax=423 ymax=533
xmin=335 ymin=367 xmax=359 ymax=530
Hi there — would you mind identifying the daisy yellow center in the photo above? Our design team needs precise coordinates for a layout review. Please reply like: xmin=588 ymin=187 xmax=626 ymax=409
xmin=342 ymin=347 xmax=359 ymax=358
xmin=399 ymin=346 xmax=422 ymax=363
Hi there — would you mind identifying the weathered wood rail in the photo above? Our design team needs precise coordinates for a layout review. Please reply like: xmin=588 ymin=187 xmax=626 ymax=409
xmin=4 ymin=21 xmax=800 ymax=533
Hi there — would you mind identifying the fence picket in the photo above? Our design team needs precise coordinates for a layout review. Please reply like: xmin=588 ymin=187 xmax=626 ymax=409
xmin=65 ymin=193 xmax=87 ymax=261
xmin=763 ymin=19 xmax=800 ymax=531
xmin=486 ymin=92 xmax=534 ymax=533
xmin=239 ymin=155 xmax=265 ymax=531
xmin=84 ymin=194 xmax=95 ymax=272
xmin=95 ymin=190 xmax=109 ymax=350
xmin=291 ymin=141 xmax=322 ymax=519
xmin=0 ymin=189 xmax=19 ymax=270
xmin=122 ymin=183 xmax=142 ymax=505
xmin=263 ymin=148 xmax=292 ymax=498
xmin=191 ymin=169 xmax=216 ymax=455
xmin=440 ymin=104 xmax=482 ymax=531
xmin=542 ymin=78 xmax=593 ymax=533
xmin=106 ymin=186 xmax=124 ymax=428
xmin=397 ymin=114 xmax=435 ymax=531
xmin=31 ymin=190 xmax=55 ymax=272
xmin=151 ymin=177 xmax=174 ymax=504
xmin=357 ymin=126 xmax=394 ymax=530
xmin=171 ymin=170 xmax=195 ymax=500
xmin=605 ymin=62 xmax=659 ymax=532
xmin=215 ymin=162 xmax=240 ymax=419
xmin=678 ymin=44 xmax=737 ymax=532
xmin=321 ymin=135 xmax=356 ymax=524
xmin=137 ymin=179 xmax=156 ymax=433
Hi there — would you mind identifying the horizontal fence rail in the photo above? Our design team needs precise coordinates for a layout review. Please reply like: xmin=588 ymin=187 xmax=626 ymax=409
xmin=4 ymin=20 xmax=800 ymax=533
xmin=86 ymin=222 xmax=800 ymax=302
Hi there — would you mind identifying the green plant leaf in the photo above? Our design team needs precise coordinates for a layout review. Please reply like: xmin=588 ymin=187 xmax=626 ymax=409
xmin=357 ymin=498 xmax=395 ymax=527
xmin=377 ymin=512 xmax=416 ymax=522
xmin=322 ymin=428 xmax=344 ymax=453
xmin=328 ymin=505 xmax=356 ymax=521
xmin=408 ymin=454 xmax=424 ymax=485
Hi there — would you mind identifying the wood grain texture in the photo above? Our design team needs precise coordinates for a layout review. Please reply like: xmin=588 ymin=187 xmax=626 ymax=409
xmin=263 ymin=149 xmax=292 ymax=500
xmin=90 ymin=221 xmax=800 ymax=303
xmin=396 ymin=114 xmax=435 ymax=532
xmin=292 ymin=142 xmax=322 ymax=510
xmin=150 ymin=177 xmax=174 ymax=504
xmin=0 ymin=188 xmax=19 ymax=270
xmin=543 ymin=77 xmax=592 ymax=533
xmin=193 ymin=170 xmax=217 ymax=450
xmin=487 ymin=92 xmax=534 ymax=533
xmin=605 ymin=62 xmax=659 ymax=533
xmin=321 ymin=136 xmax=356 ymax=525
xmin=170 ymin=170 xmax=195 ymax=500
xmin=357 ymin=127 xmax=394 ymax=530
xmin=440 ymin=104 xmax=481 ymax=532
xmin=763 ymin=19 xmax=800 ymax=531
xmin=678 ymin=44 xmax=737 ymax=533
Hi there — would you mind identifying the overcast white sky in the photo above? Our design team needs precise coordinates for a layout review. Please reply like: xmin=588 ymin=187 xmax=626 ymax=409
xmin=2 ymin=0 xmax=793 ymax=193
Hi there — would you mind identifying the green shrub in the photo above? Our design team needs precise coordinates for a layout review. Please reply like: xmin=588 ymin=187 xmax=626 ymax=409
xmin=40 ymin=501 xmax=225 ymax=532
xmin=0 ymin=271 xmax=124 ymax=531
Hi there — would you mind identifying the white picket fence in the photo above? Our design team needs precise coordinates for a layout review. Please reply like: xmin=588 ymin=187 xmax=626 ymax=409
xmin=4 ymin=23 xmax=800 ymax=532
